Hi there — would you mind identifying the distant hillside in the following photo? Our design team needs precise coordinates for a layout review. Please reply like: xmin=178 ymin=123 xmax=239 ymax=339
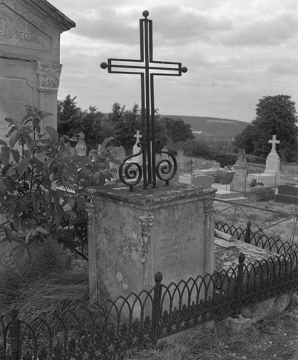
xmin=160 ymin=115 xmax=249 ymax=139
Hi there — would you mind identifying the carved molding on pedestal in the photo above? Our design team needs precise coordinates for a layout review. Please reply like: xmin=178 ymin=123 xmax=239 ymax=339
xmin=139 ymin=214 xmax=154 ymax=264
xmin=202 ymin=197 xmax=214 ymax=215
xmin=36 ymin=61 xmax=62 ymax=91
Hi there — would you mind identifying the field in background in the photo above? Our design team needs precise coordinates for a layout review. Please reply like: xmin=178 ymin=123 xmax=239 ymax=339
xmin=214 ymin=200 xmax=298 ymax=244
xmin=160 ymin=114 xmax=249 ymax=139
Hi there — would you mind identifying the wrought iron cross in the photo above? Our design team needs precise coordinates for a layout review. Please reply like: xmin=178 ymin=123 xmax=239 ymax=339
xmin=101 ymin=10 xmax=187 ymax=191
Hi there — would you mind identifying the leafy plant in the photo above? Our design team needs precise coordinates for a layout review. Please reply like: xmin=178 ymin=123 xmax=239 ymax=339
xmin=249 ymin=178 xmax=264 ymax=187
xmin=0 ymin=106 xmax=118 ymax=261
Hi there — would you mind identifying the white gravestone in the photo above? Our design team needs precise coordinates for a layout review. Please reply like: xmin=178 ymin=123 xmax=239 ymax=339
xmin=132 ymin=130 xmax=142 ymax=164
xmin=265 ymin=135 xmax=280 ymax=174
xmin=247 ymin=135 xmax=281 ymax=186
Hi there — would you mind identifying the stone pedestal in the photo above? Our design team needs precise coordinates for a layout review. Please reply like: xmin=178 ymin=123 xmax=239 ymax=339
xmin=86 ymin=183 xmax=216 ymax=302
xmin=230 ymin=165 xmax=247 ymax=193
xmin=265 ymin=153 xmax=280 ymax=175
xmin=0 ymin=0 xmax=75 ymax=141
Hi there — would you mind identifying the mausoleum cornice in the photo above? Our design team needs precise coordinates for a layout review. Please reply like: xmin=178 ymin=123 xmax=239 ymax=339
xmin=30 ymin=0 xmax=76 ymax=31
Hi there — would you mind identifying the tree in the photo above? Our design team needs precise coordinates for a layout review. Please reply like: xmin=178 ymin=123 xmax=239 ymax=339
xmin=182 ymin=138 xmax=210 ymax=157
xmin=78 ymin=106 xmax=106 ymax=150
xmin=110 ymin=103 xmax=142 ymax=153
xmin=57 ymin=96 xmax=115 ymax=152
xmin=57 ymin=95 xmax=83 ymax=138
xmin=161 ymin=117 xmax=194 ymax=144
xmin=233 ymin=124 xmax=256 ymax=154
xmin=234 ymin=95 xmax=298 ymax=162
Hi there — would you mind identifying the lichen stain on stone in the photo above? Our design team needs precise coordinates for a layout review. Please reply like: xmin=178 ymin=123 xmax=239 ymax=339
xmin=116 ymin=271 xmax=123 ymax=281
xmin=122 ymin=283 xmax=128 ymax=290
xmin=118 ymin=236 xmax=139 ymax=264
xmin=130 ymin=248 xmax=139 ymax=261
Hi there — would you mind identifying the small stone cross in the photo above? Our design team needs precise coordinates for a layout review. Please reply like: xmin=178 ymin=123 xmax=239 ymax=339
xmin=134 ymin=130 xmax=142 ymax=145
xmin=268 ymin=135 xmax=280 ymax=153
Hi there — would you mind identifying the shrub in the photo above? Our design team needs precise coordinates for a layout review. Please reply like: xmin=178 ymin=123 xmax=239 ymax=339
xmin=0 ymin=106 xmax=118 ymax=261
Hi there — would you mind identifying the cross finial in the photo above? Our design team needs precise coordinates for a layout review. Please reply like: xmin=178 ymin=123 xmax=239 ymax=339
xmin=268 ymin=135 xmax=280 ymax=153
xmin=142 ymin=10 xmax=149 ymax=18
xmin=134 ymin=130 xmax=142 ymax=145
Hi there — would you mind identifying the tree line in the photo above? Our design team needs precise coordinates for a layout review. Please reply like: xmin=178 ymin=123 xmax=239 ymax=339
xmin=57 ymin=96 xmax=194 ymax=155
xmin=57 ymin=94 xmax=298 ymax=166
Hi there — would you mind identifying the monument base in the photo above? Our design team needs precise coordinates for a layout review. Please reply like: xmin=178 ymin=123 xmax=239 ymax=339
xmin=230 ymin=165 xmax=247 ymax=192
xmin=86 ymin=182 xmax=216 ymax=302
xmin=247 ymin=172 xmax=280 ymax=187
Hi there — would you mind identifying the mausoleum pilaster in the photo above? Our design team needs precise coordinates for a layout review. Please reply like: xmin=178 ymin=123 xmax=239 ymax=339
xmin=35 ymin=61 xmax=62 ymax=132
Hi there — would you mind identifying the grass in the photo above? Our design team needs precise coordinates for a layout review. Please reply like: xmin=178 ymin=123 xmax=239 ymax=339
xmin=128 ymin=304 xmax=298 ymax=360
xmin=0 ymin=256 xmax=89 ymax=323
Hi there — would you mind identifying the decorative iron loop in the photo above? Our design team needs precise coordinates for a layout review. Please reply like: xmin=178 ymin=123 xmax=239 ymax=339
xmin=119 ymin=149 xmax=144 ymax=190
xmin=155 ymin=151 xmax=177 ymax=184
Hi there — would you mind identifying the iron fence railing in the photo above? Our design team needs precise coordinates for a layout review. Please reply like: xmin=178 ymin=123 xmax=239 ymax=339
xmin=215 ymin=221 xmax=298 ymax=254
xmin=1 ymin=249 xmax=298 ymax=360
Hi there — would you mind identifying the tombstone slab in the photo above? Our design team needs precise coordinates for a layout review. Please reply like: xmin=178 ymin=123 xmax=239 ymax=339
xmin=191 ymin=175 xmax=213 ymax=188
xmin=0 ymin=0 xmax=75 ymax=141
xmin=86 ymin=183 xmax=216 ymax=302
xmin=275 ymin=184 xmax=298 ymax=205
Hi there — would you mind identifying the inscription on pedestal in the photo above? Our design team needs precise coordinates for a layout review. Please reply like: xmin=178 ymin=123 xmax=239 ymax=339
xmin=0 ymin=4 xmax=52 ymax=51
xmin=158 ymin=237 xmax=197 ymax=274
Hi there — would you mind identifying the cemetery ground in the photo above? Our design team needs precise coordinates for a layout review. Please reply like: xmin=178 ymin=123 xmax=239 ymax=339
xmin=1 ymin=199 xmax=298 ymax=359
xmin=128 ymin=199 xmax=298 ymax=360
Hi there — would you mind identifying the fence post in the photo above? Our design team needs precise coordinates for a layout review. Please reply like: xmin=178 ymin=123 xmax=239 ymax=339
xmin=10 ymin=309 xmax=20 ymax=360
xmin=235 ymin=253 xmax=245 ymax=315
xmin=245 ymin=221 xmax=251 ymax=243
xmin=151 ymin=272 xmax=163 ymax=347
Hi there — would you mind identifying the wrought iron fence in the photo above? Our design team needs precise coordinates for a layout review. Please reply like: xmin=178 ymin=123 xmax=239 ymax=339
xmin=1 ymin=250 xmax=298 ymax=360
xmin=215 ymin=221 xmax=298 ymax=254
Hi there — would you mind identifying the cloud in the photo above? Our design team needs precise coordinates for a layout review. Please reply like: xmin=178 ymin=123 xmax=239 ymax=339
xmin=149 ymin=6 xmax=232 ymax=44
xmin=50 ymin=0 xmax=298 ymax=122
xmin=220 ymin=12 xmax=298 ymax=47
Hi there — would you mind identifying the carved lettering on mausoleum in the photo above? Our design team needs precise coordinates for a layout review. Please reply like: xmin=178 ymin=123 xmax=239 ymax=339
xmin=0 ymin=4 xmax=52 ymax=51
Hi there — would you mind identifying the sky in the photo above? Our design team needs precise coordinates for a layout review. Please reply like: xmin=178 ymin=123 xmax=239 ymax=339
xmin=49 ymin=0 xmax=298 ymax=123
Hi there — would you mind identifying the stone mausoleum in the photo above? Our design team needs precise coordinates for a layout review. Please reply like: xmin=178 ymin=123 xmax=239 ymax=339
xmin=0 ymin=0 xmax=75 ymax=141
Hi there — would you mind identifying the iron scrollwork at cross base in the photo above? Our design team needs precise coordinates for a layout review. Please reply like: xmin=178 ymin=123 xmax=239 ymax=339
xmin=101 ymin=10 xmax=187 ymax=191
